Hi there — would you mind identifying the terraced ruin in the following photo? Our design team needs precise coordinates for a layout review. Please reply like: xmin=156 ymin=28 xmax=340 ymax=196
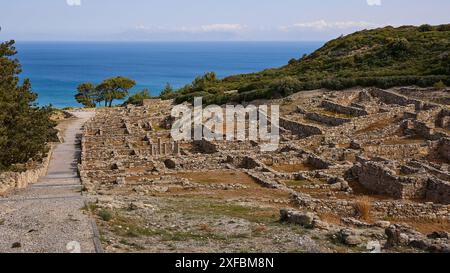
xmin=80 ymin=88 xmax=450 ymax=253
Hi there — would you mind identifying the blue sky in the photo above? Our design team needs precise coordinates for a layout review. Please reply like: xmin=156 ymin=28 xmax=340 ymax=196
xmin=1 ymin=0 xmax=449 ymax=41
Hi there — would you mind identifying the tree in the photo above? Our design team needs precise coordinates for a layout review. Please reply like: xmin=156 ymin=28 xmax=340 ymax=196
xmin=75 ymin=82 xmax=97 ymax=108
xmin=160 ymin=83 xmax=174 ymax=100
xmin=122 ymin=89 xmax=152 ymax=106
xmin=418 ymin=24 xmax=433 ymax=32
xmin=0 ymin=40 xmax=55 ymax=170
xmin=96 ymin=76 xmax=136 ymax=107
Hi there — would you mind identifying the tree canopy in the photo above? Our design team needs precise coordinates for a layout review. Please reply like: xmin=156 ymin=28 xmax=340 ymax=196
xmin=122 ymin=89 xmax=153 ymax=106
xmin=75 ymin=76 xmax=136 ymax=108
xmin=0 ymin=40 xmax=56 ymax=171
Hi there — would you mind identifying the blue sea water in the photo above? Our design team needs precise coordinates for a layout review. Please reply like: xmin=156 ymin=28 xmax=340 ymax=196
xmin=15 ymin=42 xmax=323 ymax=108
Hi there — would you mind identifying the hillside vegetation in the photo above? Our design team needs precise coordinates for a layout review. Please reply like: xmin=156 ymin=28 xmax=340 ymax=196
xmin=165 ymin=24 xmax=450 ymax=104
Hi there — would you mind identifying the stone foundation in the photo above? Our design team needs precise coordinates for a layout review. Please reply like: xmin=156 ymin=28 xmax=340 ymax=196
xmin=321 ymin=100 xmax=368 ymax=117
xmin=305 ymin=112 xmax=351 ymax=126
xmin=292 ymin=192 xmax=449 ymax=220
xmin=439 ymin=138 xmax=450 ymax=161
xmin=279 ymin=117 xmax=322 ymax=137
xmin=426 ymin=178 xmax=450 ymax=205
xmin=0 ymin=146 xmax=53 ymax=195
xmin=351 ymin=159 xmax=428 ymax=199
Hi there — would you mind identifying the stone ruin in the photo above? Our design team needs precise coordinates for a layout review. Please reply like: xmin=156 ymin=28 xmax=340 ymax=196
xmin=80 ymin=87 xmax=449 ymax=228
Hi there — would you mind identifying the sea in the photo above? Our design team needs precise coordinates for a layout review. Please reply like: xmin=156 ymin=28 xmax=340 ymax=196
xmin=14 ymin=42 xmax=323 ymax=108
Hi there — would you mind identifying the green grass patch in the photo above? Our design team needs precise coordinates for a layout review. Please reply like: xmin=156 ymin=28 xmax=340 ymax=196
xmin=98 ymin=209 xmax=113 ymax=222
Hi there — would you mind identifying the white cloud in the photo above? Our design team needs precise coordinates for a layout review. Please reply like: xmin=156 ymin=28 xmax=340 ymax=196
xmin=367 ymin=0 xmax=382 ymax=6
xmin=200 ymin=24 xmax=245 ymax=32
xmin=66 ymin=0 xmax=81 ymax=6
xmin=134 ymin=24 xmax=246 ymax=33
xmin=280 ymin=20 xmax=378 ymax=31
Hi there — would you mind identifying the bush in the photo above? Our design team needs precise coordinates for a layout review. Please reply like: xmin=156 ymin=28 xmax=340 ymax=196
xmin=418 ymin=24 xmax=433 ymax=32
xmin=122 ymin=89 xmax=152 ymax=106
xmin=160 ymin=83 xmax=175 ymax=100
xmin=203 ymin=93 xmax=231 ymax=106
xmin=386 ymin=38 xmax=411 ymax=57
xmin=174 ymin=91 xmax=208 ymax=104
xmin=233 ymin=89 xmax=272 ymax=102
xmin=238 ymin=82 xmax=268 ymax=93
xmin=434 ymin=81 xmax=447 ymax=90
xmin=270 ymin=76 xmax=302 ymax=96
xmin=98 ymin=209 xmax=113 ymax=222
xmin=353 ymin=197 xmax=372 ymax=221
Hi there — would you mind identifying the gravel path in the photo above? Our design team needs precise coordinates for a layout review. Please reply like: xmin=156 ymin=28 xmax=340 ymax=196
xmin=0 ymin=111 xmax=97 ymax=253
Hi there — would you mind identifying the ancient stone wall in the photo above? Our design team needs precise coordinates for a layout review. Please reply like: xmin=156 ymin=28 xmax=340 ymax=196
xmin=193 ymin=139 xmax=218 ymax=154
xmin=363 ymin=144 xmax=429 ymax=160
xmin=0 ymin=146 xmax=53 ymax=195
xmin=142 ymin=98 xmax=162 ymax=106
xmin=439 ymin=138 xmax=450 ymax=162
xmin=305 ymin=112 xmax=351 ymax=126
xmin=409 ymin=120 xmax=448 ymax=140
xmin=370 ymin=88 xmax=423 ymax=109
xmin=437 ymin=109 xmax=450 ymax=128
xmin=328 ymin=105 xmax=415 ymax=135
xmin=292 ymin=192 xmax=450 ymax=220
xmin=321 ymin=100 xmax=368 ymax=117
xmin=351 ymin=158 xmax=450 ymax=204
xmin=426 ymin=178 xmax=450 ymax=205
xmin=351 ymin=159 xmax=428 ymax=199
xmin=279 ymin=117 xmax=322 ymax=137
xmin=307 ymin=154 xmax=333 ymax=170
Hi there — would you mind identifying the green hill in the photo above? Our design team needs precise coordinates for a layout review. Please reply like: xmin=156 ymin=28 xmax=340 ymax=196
xmin=167 ymin=24 xmax=450 ymax=105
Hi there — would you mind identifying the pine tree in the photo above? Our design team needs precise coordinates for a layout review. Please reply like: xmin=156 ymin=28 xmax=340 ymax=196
xmin=0 ymin=40 xmax=55 ymax=170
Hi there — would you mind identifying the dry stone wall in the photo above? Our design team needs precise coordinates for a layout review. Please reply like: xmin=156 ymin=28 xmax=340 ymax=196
xmin=321 ymin=100 xmax=368 ymax=117
xmin=279 ymin=117 xmax=322 ymax=137
xmin=305 ymin=112 xmax=351 ymax=126
xmin=0 ymin=147 xmax=53 ymax=195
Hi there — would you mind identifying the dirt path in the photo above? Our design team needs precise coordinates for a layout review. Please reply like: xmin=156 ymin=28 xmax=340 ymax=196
xmin=0 ymin=111 xmax=97 ymax=253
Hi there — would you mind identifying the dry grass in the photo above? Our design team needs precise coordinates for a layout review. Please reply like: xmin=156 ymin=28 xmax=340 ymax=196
xmin=353 ymin=197 xmax=372 ymax=221
xmin=318 ymin=213 xmax=342 ymax=226
xmin=392 ymin=218 xmax=450 ymax=234
xmin=355 ymin=117 xmax=399 ymax=135
xmin=271 ymin=163 xmax=317 ymax=173
xmin=198 ymin=224 xmax=214 ymax=233
xmin=176 ymin=171 xmax=253 ymax=184
xmin=252 ymin=225 xmax=269 ymax=235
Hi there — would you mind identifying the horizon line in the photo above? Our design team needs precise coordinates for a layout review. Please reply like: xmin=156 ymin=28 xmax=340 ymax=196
xmin=10 ymin=40 xmax=326 ymax=43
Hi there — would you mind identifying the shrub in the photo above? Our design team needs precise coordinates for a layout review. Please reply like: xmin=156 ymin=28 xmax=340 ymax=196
xmin=233 ymin=89 xmax=272 ymax=102
xmin=418 ymin=24 xmax=433 ymax=32
xmin=288 ymin=58 xmax=297 ymax=65
xmin=353 ymin=197 xmax=372 ymax=221
xmin=238 ymin=82 xmax=268 ymax=93
xmin=98 ymin=209 xmax=113 ymax=222
xmin=434 ymin=80 xmax=447 ymax=90
xmin=386 ymin=38 xmax=411 ymax=57
xmin=122 ymin=89 xmax=152 ymax=106
xmin=270 ymin=76 xmax=302 ymax=96
xmin=160 ymin=83 xmax=175 ymax=100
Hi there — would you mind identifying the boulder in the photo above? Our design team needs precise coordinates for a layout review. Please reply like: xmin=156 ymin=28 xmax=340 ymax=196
xmin=164 ymin=158 xmax=177 ymax=169
xmin=280 ymin=209 xmax=316 ymax=228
